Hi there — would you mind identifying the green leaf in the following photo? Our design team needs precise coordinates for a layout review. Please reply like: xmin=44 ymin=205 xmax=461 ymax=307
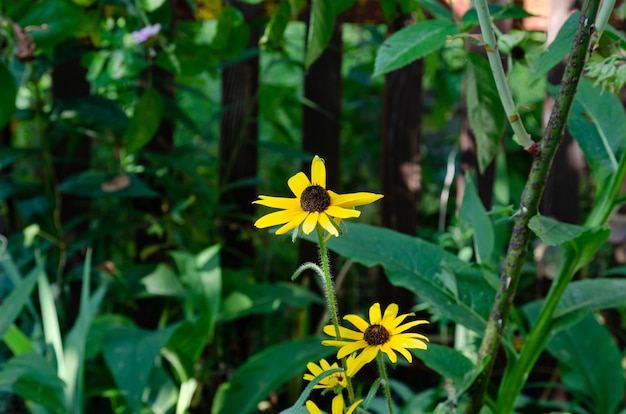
xmin=547 ymin=314 xmax=624 ymax=414
xmin=529 ymin=214 xmax=610 ymax=271
xmin=139 ymin=0 xmax=166 ymax=12
xmin=461 ymin=5 xmax=533 ymax=28
xmin=220 ymin=283 xmax=324 ymax=322
xmin=102 ymin=323 xmax=181 ymax=414
xmin=212 ymin=337 xmax=334 ymax=414
xmin=415 ymin=0 xmax=453 ymax=21
xmin=568 ymin=79 xmax=626 ymax=184
xmin=465 ymin=52 xmax=505 ymax=173
xmin=305 ymin=0 xmax=335 ymax=69
xmin=0 ymin=265 xmax=40 ymax=344
xmin=58 ymin=171 xmax=158 ymax=198
xmin=125 ymin=86 xmax=165 ymax=153
xmin=459 ymin=174 xmax=494 ymax=263
xmin=533 ymin=12 xmax=579 ymax=81
xmin=0 ymin=61 xmax=17 ymax=129
xmin=412 ymin=343 xmax=473 ymax=389
xmin=259 ymin=0 xmax=291 ymax=49
xmin=19 ymin=0 xmax=81 ymax=49
xmin=0 ymin=353 xmax=66 ymax=413
xmin=3 ymin=325 xmax=35 ymax=355
xmin=139 ymin=264 xmax=187 ymax=298
xmin=321 ymin=223 xmax=494 ymax=332
xmin=211 ymin=6 xmax=250 ymax=60
xmin=374 ymin=20 xmax=458 ymax=77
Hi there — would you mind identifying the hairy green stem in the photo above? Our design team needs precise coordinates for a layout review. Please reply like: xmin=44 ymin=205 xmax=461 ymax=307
xmin=474 ymin=0 xmax=532 ymax=149
xmin=316 ymin=226 xmax=355 ymax=403
xmin=464 ymin=1 xmax=601 ymax=412
xmin=377 ymin=353 xmax=394 ymax=414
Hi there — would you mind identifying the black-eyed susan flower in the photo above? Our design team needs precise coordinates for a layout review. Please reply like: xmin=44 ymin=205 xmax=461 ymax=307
xmin=253 ymin=155 xmax=383 ymax=237
xmin=305 ymin=394 xmax=362 ymax=414
xmin=322 ymin=303 xmax=429 ymax=376
xmin=303 ymin=358 xmax=347 ymax=390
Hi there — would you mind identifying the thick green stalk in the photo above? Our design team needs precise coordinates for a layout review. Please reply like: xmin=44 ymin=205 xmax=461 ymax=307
xmin=377 ymin=353 xmax=394 ymax=414
xmin=474 ymin=0 xmax=532 ymax=149
xmin=316 ymin=226 xmax=355 ymax=403
xmin=464 ymin=1 xmax=601 ymax=412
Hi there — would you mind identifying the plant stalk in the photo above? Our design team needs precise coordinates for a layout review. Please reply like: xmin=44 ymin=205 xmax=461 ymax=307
xmin=377 ymin=353 xmax=394 ymax=414
xmin=464 ymin=1 xmax=601 ymax=412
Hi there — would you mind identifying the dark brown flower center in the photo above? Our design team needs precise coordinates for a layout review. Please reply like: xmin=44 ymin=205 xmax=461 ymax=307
xmin=300 ymin=185 xmax=331 ymax=212
xmin=363 ymin=324 xmax=390 ymax=346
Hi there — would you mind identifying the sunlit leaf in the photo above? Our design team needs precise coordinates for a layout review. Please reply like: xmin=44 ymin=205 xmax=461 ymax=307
xmin=305 ymin=0 xmax=335 ymax=69
xmin=374 ymin=20 xmax=458 ymax=77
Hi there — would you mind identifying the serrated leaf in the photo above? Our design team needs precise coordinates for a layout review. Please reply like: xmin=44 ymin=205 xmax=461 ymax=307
xmin=459 ymin=174 xmax=494 ymax=263
xmin=125 ymin=87 xmax=164 ymax=153
xmin=568 ymin=79 xmax=626 ymax=184
xmin=0 ymin=61 xmax=17 ymax=129
xmin=305 ymin=0 xmax=335 ymax=69
xmin=547 ymin=314 xmax=623 ymax=414
xmin=533 ymin=12 xmax=579 ymax=81
xmin=374 ymin=20 xmax=458 ymax=77
xmin=212 ymin=337 xmax=334 ymax=414
xmin=528 ymin=214 xmax=587 ymax=246
xmin=319 ymin=223 xmax=494 ymax=332
xmin=465 ymin=53 xmax=505 ymax=172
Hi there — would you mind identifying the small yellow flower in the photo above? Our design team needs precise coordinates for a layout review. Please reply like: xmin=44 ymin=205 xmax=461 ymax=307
xmin=322 ymin=303 xmax=429 ymax=376
xmin=305 ymin=394 xmax=362 ymax=414
xmin=303 ymin=358 xmax=347 ymax=390
xmin=253 ymin=155 xmax=383 ymax=237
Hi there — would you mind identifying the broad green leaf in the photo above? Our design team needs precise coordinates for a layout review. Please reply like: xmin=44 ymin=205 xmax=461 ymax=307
xmin=525 ymin=278 xmax=626 ymax=333
xmin=529 ymin=214 xmax=610 ymax=272
xmin=211 ymin=6 xmax=250 ymax=60
xmin=139 ymin=0 xmax=166 ymax=12
xmin=0 ymin=61 xmax=17 ymax=129
xmin=322 ymin=223 xmax=494 ymax=332
xmin=374 ymin=20 xmax=458 ymax=77
xmin=412 ymin=344 xmax=473 ymax=389
xmin=415 ymin=0 xmax=453 ymax=21
xmin=3 ymin=325 xmax=35 ymax=355
xmin=139 ymin=264 xmax=187 ymax=298
xmin=212 ymin=337 xmax=334 ymax=414
xmin=166 ymin=313 xmax=213 ymax=378
xmin=336 ymin=0 xmax=358 ymax=14
xmin=260 ymin=0 xmax=291 ymax=49
xmin=0 ymin=264 xmax=40 ymax=342
xmin=305 ymin=0 xmax=335 ymax=69
xmin=465 ymin=52 xmax=505 ymax=173
xmin=19 ymin=0 xmax=81 ymax=49
xmin=568 ymin=79 xmax=626 ymax=184
xmin=460 ymin=5 xmax=533 ymax=28
xmin=220 ymin=282 xmax=324 ymax=322
xmin=103 ymin=323 xmax=181 ymax=413
xmin=125 ymin=86 xmax=165 ymax=153
xmin=58 ymin=171 xmax=158 ymax=198
xmin=459 ymin=174 xmax=494 ymax=263
xmin=0 ymin=353 xmax=66 ymax=413
xmin=547 ymin=314 xmax=623 ymax=414
xmin=533 ymin=12 xmax=579 ymax=80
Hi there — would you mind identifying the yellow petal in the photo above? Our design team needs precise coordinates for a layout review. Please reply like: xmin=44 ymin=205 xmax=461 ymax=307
xmin=310 ymin=155 xmax=326 ymax=188
xmin=275 ymin=212 xmax=308 ymax=235
xmin=306 ymin=361 xmax=323 ymax=376
xmin=346 ymin=346 xmax=378 ymax=376
xmin=331 ymin=394 xmax=344 ymax=414
xmin=343 ymin=314 xmax=370 ymax=333
xmin=346 ymin=400 xmax=363 ymax=414
xmin=255 ymin=209 xmax=303 ymax=228
xmin=382 ymin=303 xmax=400 ymax=324
xmin=323 ymin=324 xmax=363 ymax=340
xmin=253 ymin=195 xmax=300 ymax=209
xmin=390 ymin=319 xmax=429 ymax=335
xmin=390 ymin=343 xmax=414 ymax=362
xmin=306 ymin=400 xmax=322 ymax=414
xmin=336 ymin=341 xmax=369 ymax=359
xmin=330 ymin=191 xmax=383 ymax=208
xmin=325 ymin=205 xmax=361 ymax=219
xmin=318 ymin=213 xmax=339 ymax=236
xmin=302 ymin=211 xmax=319 ymax=234
xmin=369 ymin=303 xmax=382 ymax=324
xmin=288 ymin=172 xmax=311 ymax=197
xmin=380 ymin=345 xmax=399 ymax=363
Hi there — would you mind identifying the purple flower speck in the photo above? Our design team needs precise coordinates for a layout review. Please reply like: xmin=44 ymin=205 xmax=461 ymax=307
xmin=131 ymin=23 xmax=161 ymax=44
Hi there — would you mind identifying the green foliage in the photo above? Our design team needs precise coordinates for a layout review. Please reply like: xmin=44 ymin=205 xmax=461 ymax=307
xmin=305 ymin=0 xmax=335 ymax=69
xmin=125 ymin=87 xmax=165 ymax=153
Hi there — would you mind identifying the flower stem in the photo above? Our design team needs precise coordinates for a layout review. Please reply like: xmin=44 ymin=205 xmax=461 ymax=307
xmin=377 ymin=353 xmax=394 ymax=414
xmin=316 ymin=226 xmax=355 ymax=403
xmin=474 ymin=0 xmax=533 ymax=150
xmin=464 ymin=1 xmax=601 ymax=412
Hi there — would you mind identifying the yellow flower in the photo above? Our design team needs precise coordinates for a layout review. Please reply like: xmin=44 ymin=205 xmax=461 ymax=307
xmin=253 ymin=155 xmax=383 ymax=237
xmin=305 ymin=394 xmax=362 ymax=414
xmin=322 ymin=303 xmax=429 ymax=376
xmin=303 ymin=358 xmax=347 ymax=390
